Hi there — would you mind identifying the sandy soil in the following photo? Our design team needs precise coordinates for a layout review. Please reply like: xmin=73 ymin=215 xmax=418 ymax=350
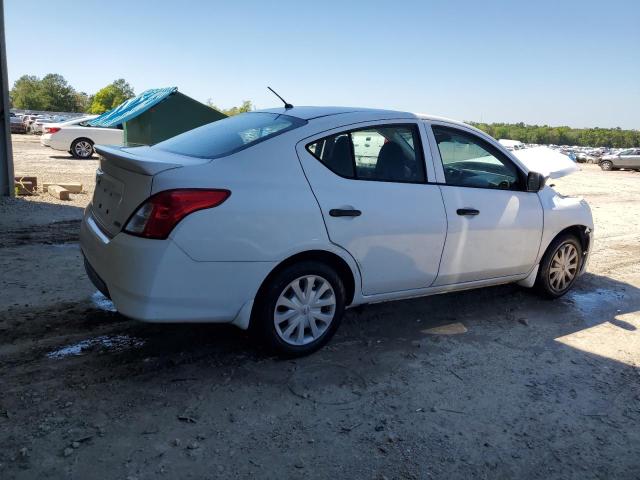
xmin=1 ymin=136 xmax=639 ymax=479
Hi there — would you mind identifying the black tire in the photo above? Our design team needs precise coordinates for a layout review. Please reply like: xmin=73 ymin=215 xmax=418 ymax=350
xmin=535 ymin=234 xmax=583 ymax=299
xmin=70 ymin=138 xmax=95 ymax=159
xmin=599 ymin=160 xmax=613 ymax=171
xmin=251 ymin=261 xmax=346 ymax=357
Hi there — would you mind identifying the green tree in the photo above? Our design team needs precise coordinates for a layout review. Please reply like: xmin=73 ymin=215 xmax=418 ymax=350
xmin=470 ymin=122 xmax=640 ymax=148
xmin=38 ymin=73 xmax=77 ymax=111
xmin=206 ymin=99 xmax=253 ymax=116
xmin=74 ymin=91 xmax=92 ymax=112
xmin=89 ymin=79 xmax=135 ymax=114
xmin=10 ymin=75 xmax=45 ymax=110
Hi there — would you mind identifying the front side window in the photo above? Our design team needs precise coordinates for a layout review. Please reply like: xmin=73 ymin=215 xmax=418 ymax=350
xmin=432 ymin=125 xmax=522 ymax=190
xmin=155 ymin=112 xmax=306 ymax=158
xmin=307 ymin=124 xmax=425 ymax=183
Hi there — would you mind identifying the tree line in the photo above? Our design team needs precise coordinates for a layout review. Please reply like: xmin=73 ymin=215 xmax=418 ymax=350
xmin=9 ymin=73 xmax=254 ymax=117
xmin=470 ymin=122 xmax=640 ymax=148
xmin=10 ymin=74 xmax=135 ymax=114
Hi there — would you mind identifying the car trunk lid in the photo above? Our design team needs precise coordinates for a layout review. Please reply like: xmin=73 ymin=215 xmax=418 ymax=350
xmin=91 ymin=145 xmax=211 ymax=237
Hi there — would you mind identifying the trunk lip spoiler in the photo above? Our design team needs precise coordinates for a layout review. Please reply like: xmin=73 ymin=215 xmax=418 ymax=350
xmin=95 ymin=145 xmax=182 ymax=176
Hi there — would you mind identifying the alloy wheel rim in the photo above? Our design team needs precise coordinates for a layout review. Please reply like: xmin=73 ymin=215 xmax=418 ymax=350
xmin=274 ymin=275 xmax=336 ymax=346
xmin=76 ymin=141 xmax=92 ymax=157
xmin=549 ymin=243 xmax=579 ymax=292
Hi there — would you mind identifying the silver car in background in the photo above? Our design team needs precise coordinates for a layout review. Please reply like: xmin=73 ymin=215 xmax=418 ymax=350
xmin=599 ymin=149 xmax=640 ymax=171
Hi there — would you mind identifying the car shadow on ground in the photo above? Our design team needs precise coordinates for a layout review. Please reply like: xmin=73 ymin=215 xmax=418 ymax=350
xmin=20 ymin=268 xmax=637 ymax=380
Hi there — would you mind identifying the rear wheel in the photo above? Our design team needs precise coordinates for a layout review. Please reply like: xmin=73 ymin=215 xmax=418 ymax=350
xmin=599 ymin=160 xmax=613 ymax=171
xmin=251 ymin=261 xmax=346 ymax=357
xmin=71 ymin=138 xmax=94 ymax=159
xmin=535 ymin=234 xmax=582 ymax=299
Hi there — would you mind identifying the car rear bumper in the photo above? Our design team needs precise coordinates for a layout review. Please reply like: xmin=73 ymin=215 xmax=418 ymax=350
xmin=80 ymin=206 xmax=274 ymax=325
xmin=40 ymin=135 xmax=52 ymax=147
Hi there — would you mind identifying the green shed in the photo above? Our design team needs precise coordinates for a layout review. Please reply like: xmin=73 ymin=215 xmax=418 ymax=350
xmin=88 ymin=87 xmax=226 ymax=146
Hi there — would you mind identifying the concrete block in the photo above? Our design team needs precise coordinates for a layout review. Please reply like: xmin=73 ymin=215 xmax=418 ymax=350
xmin=48 ymin=185 xmax=70 ymax=201
xmin=43 ymin=182 xmax=83 ymax=193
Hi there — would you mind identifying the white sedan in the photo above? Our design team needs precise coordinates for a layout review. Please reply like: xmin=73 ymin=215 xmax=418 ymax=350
xmin=41 ymin=115 xmax=124 ymax=159
xmin=80 ymin=107 xmax=594 ymax=356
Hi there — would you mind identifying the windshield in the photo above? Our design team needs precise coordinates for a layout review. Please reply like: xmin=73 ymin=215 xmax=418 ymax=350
xmin=154 ymin=112 xmax=307 ymax=158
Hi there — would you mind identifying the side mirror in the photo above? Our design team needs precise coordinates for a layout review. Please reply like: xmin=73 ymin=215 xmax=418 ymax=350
xmin=526 ymin=171 xmax=546 ymax=192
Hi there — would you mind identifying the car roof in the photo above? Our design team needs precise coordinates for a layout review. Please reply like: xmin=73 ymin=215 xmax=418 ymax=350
xmin=255 ymin=106 xmax=474 ymax=128
xmin=257 ymin=106 xmax=417 ymax=120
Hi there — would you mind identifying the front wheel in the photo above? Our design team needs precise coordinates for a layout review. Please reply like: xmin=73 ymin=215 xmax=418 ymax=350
xmin=599 ymin=160 xmax=613 ymax=171
xmin=71 ymin=138 xmax=94 ymax=159
xmin=251 ymin=261 xmax=346 ymax=357
xmin=535 ymin=234 xmax=583 ymax=299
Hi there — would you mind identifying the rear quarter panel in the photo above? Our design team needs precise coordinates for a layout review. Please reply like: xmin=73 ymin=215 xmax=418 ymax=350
xmin=153 ymin=131 xmax=331 ymax=262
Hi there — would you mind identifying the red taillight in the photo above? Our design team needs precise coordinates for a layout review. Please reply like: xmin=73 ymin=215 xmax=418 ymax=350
xmin=124 ymin=189 xmax=230 ymax=239
xmin=45 ymin=127 xmax=60 ymax=134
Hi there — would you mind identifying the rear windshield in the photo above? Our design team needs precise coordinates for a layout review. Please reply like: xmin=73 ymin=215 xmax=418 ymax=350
xmin=154 ymin=112 xmax=306 ymax=158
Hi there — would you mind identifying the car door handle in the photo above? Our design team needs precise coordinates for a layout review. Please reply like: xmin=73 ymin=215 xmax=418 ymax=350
xmin=457 ymin=208 xmax=480 ymax=216
xmin=330 ymin=208 xmax=362 ymax=217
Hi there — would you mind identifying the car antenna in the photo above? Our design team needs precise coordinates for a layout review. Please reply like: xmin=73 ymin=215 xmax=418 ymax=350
xmin=267 ymin=86 xmax=293 ymax=109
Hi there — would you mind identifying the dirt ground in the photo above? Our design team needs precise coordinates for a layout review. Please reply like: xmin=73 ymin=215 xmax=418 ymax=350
xmin=1 ymin=135 xmax=639 ymax=479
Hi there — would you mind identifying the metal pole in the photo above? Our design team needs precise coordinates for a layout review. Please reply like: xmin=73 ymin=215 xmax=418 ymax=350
xmin=0 ymin=0 xmax=14 ymax=197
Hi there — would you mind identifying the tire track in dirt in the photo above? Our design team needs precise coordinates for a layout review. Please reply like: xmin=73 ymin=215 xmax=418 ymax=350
xmin=0 ymin=220 xmax=80 ymax=248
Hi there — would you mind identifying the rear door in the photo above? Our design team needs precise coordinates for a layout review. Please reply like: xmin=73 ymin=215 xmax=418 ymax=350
xmin=91 ymin=125 xmax=124 ymax=146
xmin=296 ymin=121 xmax=447 ymax=296
xmin=425 ymin=122 xmax=543 ymax=285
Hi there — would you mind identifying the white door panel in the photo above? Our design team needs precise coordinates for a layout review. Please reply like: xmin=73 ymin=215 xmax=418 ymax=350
xmin=296 ymin=125 xmax=447 ymax=296
xmin=92 ymin=127 xmax=123 ymax=145
xmin=435 ymin=186 xmax=543 ymax=285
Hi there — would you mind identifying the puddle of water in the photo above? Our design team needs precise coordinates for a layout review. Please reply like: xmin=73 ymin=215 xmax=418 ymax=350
xmin=565 ymin=288 xmax=625 ymax=318
xmin=91 ymin=291 xmax=117 ymax=312
xmin=47 ymin=335 xmax=145 ymax=359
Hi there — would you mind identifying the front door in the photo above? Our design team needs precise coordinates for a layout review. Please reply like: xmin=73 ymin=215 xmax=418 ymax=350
xmin=427 ymin=123 xmax=544 ymax=286
xmin=297 ymin=122 xmax=447 ymax=296
xmin=618 ymin=149 xmax=640 ymax=169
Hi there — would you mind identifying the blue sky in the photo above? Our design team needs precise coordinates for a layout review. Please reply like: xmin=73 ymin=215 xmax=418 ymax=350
xmin=5 ymin=0 xmax=639 ymax=128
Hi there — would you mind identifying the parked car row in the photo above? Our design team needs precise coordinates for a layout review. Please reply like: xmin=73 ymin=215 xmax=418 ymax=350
xmin=497 ymin=140 xmax=640 ymax=172
xmin=10 ymin=112 xmax=70 ymax=134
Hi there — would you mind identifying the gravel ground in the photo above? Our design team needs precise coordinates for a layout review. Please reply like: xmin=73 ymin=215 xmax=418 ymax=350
xmin=1 ymin=135 xmax=639 ymax=479
xmin=1 ymin=135 xmax=96 ymax=227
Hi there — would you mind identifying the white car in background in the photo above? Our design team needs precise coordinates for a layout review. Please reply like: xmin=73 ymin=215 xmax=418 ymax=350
xmin=29 ymin=116 xmax=56 ymax=134
xmin=41 ymin=115 xmax=124 ymax=159
xmin=80 ymin=107 xmax=593 ymax=356
xmin=499 ymin=139 xmax=526 ymax=151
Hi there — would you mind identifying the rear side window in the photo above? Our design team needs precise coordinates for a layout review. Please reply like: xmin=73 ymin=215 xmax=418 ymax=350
xmin=155 ymin=112 xmax=307 ymax=158
xmin=306 ymin=124 xmax=426 ymax=183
